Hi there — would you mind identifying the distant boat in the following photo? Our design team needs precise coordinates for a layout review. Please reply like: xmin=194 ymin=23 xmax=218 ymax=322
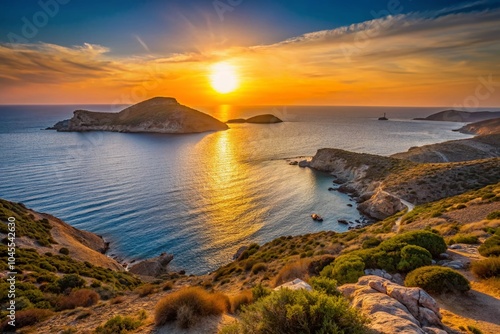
xmin=378 ymin=113 xmax=389 ymax=121
xmin=311 ymin=214 xmax=323 ymax=222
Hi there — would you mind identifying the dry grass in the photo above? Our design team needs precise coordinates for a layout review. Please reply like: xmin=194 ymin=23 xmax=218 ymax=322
xmin=1 ymin=308 xmax=54 ymax=331
xmin=273 ymin=259 xmax=311 ymax=287
xmin=471 ymin=257 xmax=500 ymax=279
xmin=154 ymin=287 xmax=229 ymax=328
xmin=230 ymin=290 xmax=253 ymax=313
xmin=135 ymin=283 xmax=157 ymax=297
xmin=56 ymin=289 xmax=100 ymax=311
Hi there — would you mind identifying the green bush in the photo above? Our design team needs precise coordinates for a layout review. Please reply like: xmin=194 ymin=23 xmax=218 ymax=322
xmin=471 ymin=257 xmax=500 ymax=279
xmin=309 ymin=276 xmax=340 ymax=296
xmin=95 ymin=315 xmax=141 ymax=334
xmin=448 ymin=234 xmax=479 ymax=245
xmin=397 ymin=245 xmax=432 ymax=272
xmin=478 ymin=235 xmax=500 ymax=257
xmin=57 ymin=274 xmax=86 ymax=292
xmin=223 ymin=288 xmax=368 ymax=334
xmin=362 ymin=237 xmax=381 ymax=249
xmin=252 ymin=284 xmax=271 ymax=301
xmin=487 ymin=211 xmax=500 ymax=220
xmin=321 ymin=255 xmax=365 ymax=285
xmin=379 ymin=230 xmax=447 ymax=257
xmin=405 ymin=266 xmax=470 ymax=293
xmin=251 ymin=262 xmax=267 ymax=274
xmin=59 ymin=247 xmax=70 ymax=255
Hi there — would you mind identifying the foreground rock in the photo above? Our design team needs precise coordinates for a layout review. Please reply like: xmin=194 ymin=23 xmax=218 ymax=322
xmin=414 ymin=110 xmax=500 ymax=122
xmin=391 ymin=134 xmax=500 ymax=163
xmin=457 ymin=117 xmax=500 ymax=135
xmin=48 ymin=97 xmax=228 ymax=134
xmin=129 ymin=252 xmax=174 ymax=277
xmin=339 ymin=276 xmax=446 ymax=334
xmin=226 ymin=114 xmax=283 ymax=124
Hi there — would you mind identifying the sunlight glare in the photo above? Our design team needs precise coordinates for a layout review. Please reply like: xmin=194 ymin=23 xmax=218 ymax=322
xmin=210 ymin=62 xmax=239 ymax=94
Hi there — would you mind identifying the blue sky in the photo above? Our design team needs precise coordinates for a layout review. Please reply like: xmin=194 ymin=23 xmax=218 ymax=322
xmin=2 ymin=0 xmax=500 ymax=55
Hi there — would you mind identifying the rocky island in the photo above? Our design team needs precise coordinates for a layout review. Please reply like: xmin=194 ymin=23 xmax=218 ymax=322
xmin=226 ymin=114 xmax=283 ymax=124
xmin=48 ymin=97 xmax=228 ymax=134
xmin=414 ymin=110 xmax=500 ymax=122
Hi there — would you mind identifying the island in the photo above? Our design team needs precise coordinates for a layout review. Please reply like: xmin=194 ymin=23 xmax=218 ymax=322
xmin=47 ymin=97 xmax=228 ymax=134
xmin=226 ymin=114 xmax=283 ymax=124
xmin=414 ymin=109 xmax=500 ymax=122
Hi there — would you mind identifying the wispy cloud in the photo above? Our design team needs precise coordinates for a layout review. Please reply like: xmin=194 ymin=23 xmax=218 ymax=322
xmin=1 ymin=8 xmax=500 ymax=106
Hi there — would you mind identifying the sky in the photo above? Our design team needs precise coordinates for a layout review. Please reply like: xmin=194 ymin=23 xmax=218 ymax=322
xmin=1 ymin=0 xmax=500 ymax=106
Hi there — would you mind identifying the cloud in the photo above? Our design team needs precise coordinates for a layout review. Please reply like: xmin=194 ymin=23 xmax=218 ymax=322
xmin=1 ymin=8 xmax=499 ymax=106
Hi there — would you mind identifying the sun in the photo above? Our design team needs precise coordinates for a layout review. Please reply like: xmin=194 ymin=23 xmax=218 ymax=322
xmin=210 ymin=62 xmax=239 ymax=94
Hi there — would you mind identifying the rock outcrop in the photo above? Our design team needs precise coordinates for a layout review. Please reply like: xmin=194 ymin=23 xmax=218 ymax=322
xmin=457 ymin=118 xmax=500 ymax=135
xmin=128 ymin=252 xmax=174 ymax=277
xmin=226 ymin=114 xmax=283 ymax=124
xmin=358 ymin=189 xmax=406 ymax=220
xmin=391 ymin=134 xmax=500 ymax=163
xmin=339 ymin=276 xmax=446 ymax=334
xmin=274 ymin=278 xmax=312 ymax=291
xmin=414 ymin=110 xmax=500 ymax=122
xmin=48 ymin=97 xmax=228 ymax=134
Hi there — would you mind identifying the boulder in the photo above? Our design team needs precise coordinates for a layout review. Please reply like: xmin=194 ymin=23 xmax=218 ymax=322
xmin=274 ymin=278 xmax=312 ymax=291
xmin=358 ymin=190 xmax=406 ymax=220
xmin=129 ymin=252 xmax=174 ymax=277
xmin=339 ymin=276 xmax=445 ymax=334
xmin=298 ymin=160 xmax=309 ymax=168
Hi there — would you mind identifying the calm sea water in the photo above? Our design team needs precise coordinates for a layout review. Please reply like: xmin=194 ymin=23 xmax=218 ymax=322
xmin=0 ymin=104 xmax=474 ymax=274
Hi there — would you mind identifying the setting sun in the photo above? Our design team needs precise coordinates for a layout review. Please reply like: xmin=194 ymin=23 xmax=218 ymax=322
xmin=210 ymin=62 xmax=239 ymax=94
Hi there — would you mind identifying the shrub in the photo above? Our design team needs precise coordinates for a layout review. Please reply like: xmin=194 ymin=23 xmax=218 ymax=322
xmin=448 ymin=234 xmax=479 ymax=245
xmin=379 ymin=230 xmax=447 ymax=257
xmin=154 ymin=287 xmax=229 ymax=327
xmin=487 ymin=211 xmax=500 ymax=220
xmin=251 ymin=262 xmax=267 ymax=274
xmin=309 ymin=276 xmax=340 ymax=296
xmin=321 ymin=255 xmax=365 ymax=285
xmin=478 ymin=235 xmax=500 ymax=257
xmin=1 ymin=308 xmax=53 ymax=331
xmin=95 ymin=315 xmax=141 ymax=334
xmin=273 ymin=259 xmax=310 ymax=287
xmin=467 ymin=325 xmax=484 ymax=334
xmin=397 ymin=245 xmax=432 ymax=272
xmin=162 ymin=281 xmax=173 ymax=291
xmin=307 ymin=255 xmax=336 ymax=275
xmin=59 ymin=247 xmax=70 ymax=255
xmin=230 ymin=290 xmax=253 ymax=313
xmin=471 ymin=257 xmax=500 ymax=279
xmin=252 ymin=284 xmax=271 ymax=301
xmin=56 ymin=289 xmax=100 ymax=310
xmin=223 ymin=288 xmax=368 ymax=333
xmin=135 ymin=284 xmax=156 ymax=297
xmin=405 ymin=266 xmax=470 ymax=293
xmin=362 ymin=237 xmax=381 ymax=249
xmin=57 ymin=274 xmax=85 ymax=292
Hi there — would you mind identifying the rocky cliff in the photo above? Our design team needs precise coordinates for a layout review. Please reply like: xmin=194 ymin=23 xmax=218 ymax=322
xmin=49 ymin=97 xmax=228 ymax=134
xmin=391 ymin=134 xmax=500 ymax=163
xmin=457 ymin=117 xmax=500 ymax=135
xmin=414 ymin=110 xmax=500 ymax=122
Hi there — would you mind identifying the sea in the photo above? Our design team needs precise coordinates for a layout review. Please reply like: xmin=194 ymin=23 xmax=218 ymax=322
xmin=0 ymin=104 xmax=478 ymax=274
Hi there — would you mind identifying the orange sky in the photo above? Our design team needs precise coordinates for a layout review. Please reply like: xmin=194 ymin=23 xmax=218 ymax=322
xmin=1 ymin=10 xmax=500 ymax=107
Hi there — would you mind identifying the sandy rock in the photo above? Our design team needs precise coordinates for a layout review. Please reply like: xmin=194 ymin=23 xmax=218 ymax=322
xmin=274 ymin=278 xmax=312 ymax=291
xmin=340 ymin=276 xmax=445 ymax=334
xmin=358 ymin=189 xmax=406 ymax=220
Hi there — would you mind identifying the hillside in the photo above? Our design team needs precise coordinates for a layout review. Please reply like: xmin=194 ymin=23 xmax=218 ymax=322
xmin=14 ymin=184 xmax=500 ymax=334
xmin=391 ymin=135 xmax=500 ymax=163
xmin=457 ymin=118 xmax=500 ymax=135
xmin=48 ymin=97 xmax=228 ymax=134
xmin=414 ymin=110 xmax=500 ymax=122
xmin=308 ymin=148 xmax=500 ymax=220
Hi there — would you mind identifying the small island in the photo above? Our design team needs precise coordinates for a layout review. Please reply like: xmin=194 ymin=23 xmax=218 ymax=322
xmin=226 ymin=114 xmax=283 ymax=124
xmin=48 ymin=97 xmax=228 ymax=134
xmin=414 ymin=110 xmax=500 ymax=122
